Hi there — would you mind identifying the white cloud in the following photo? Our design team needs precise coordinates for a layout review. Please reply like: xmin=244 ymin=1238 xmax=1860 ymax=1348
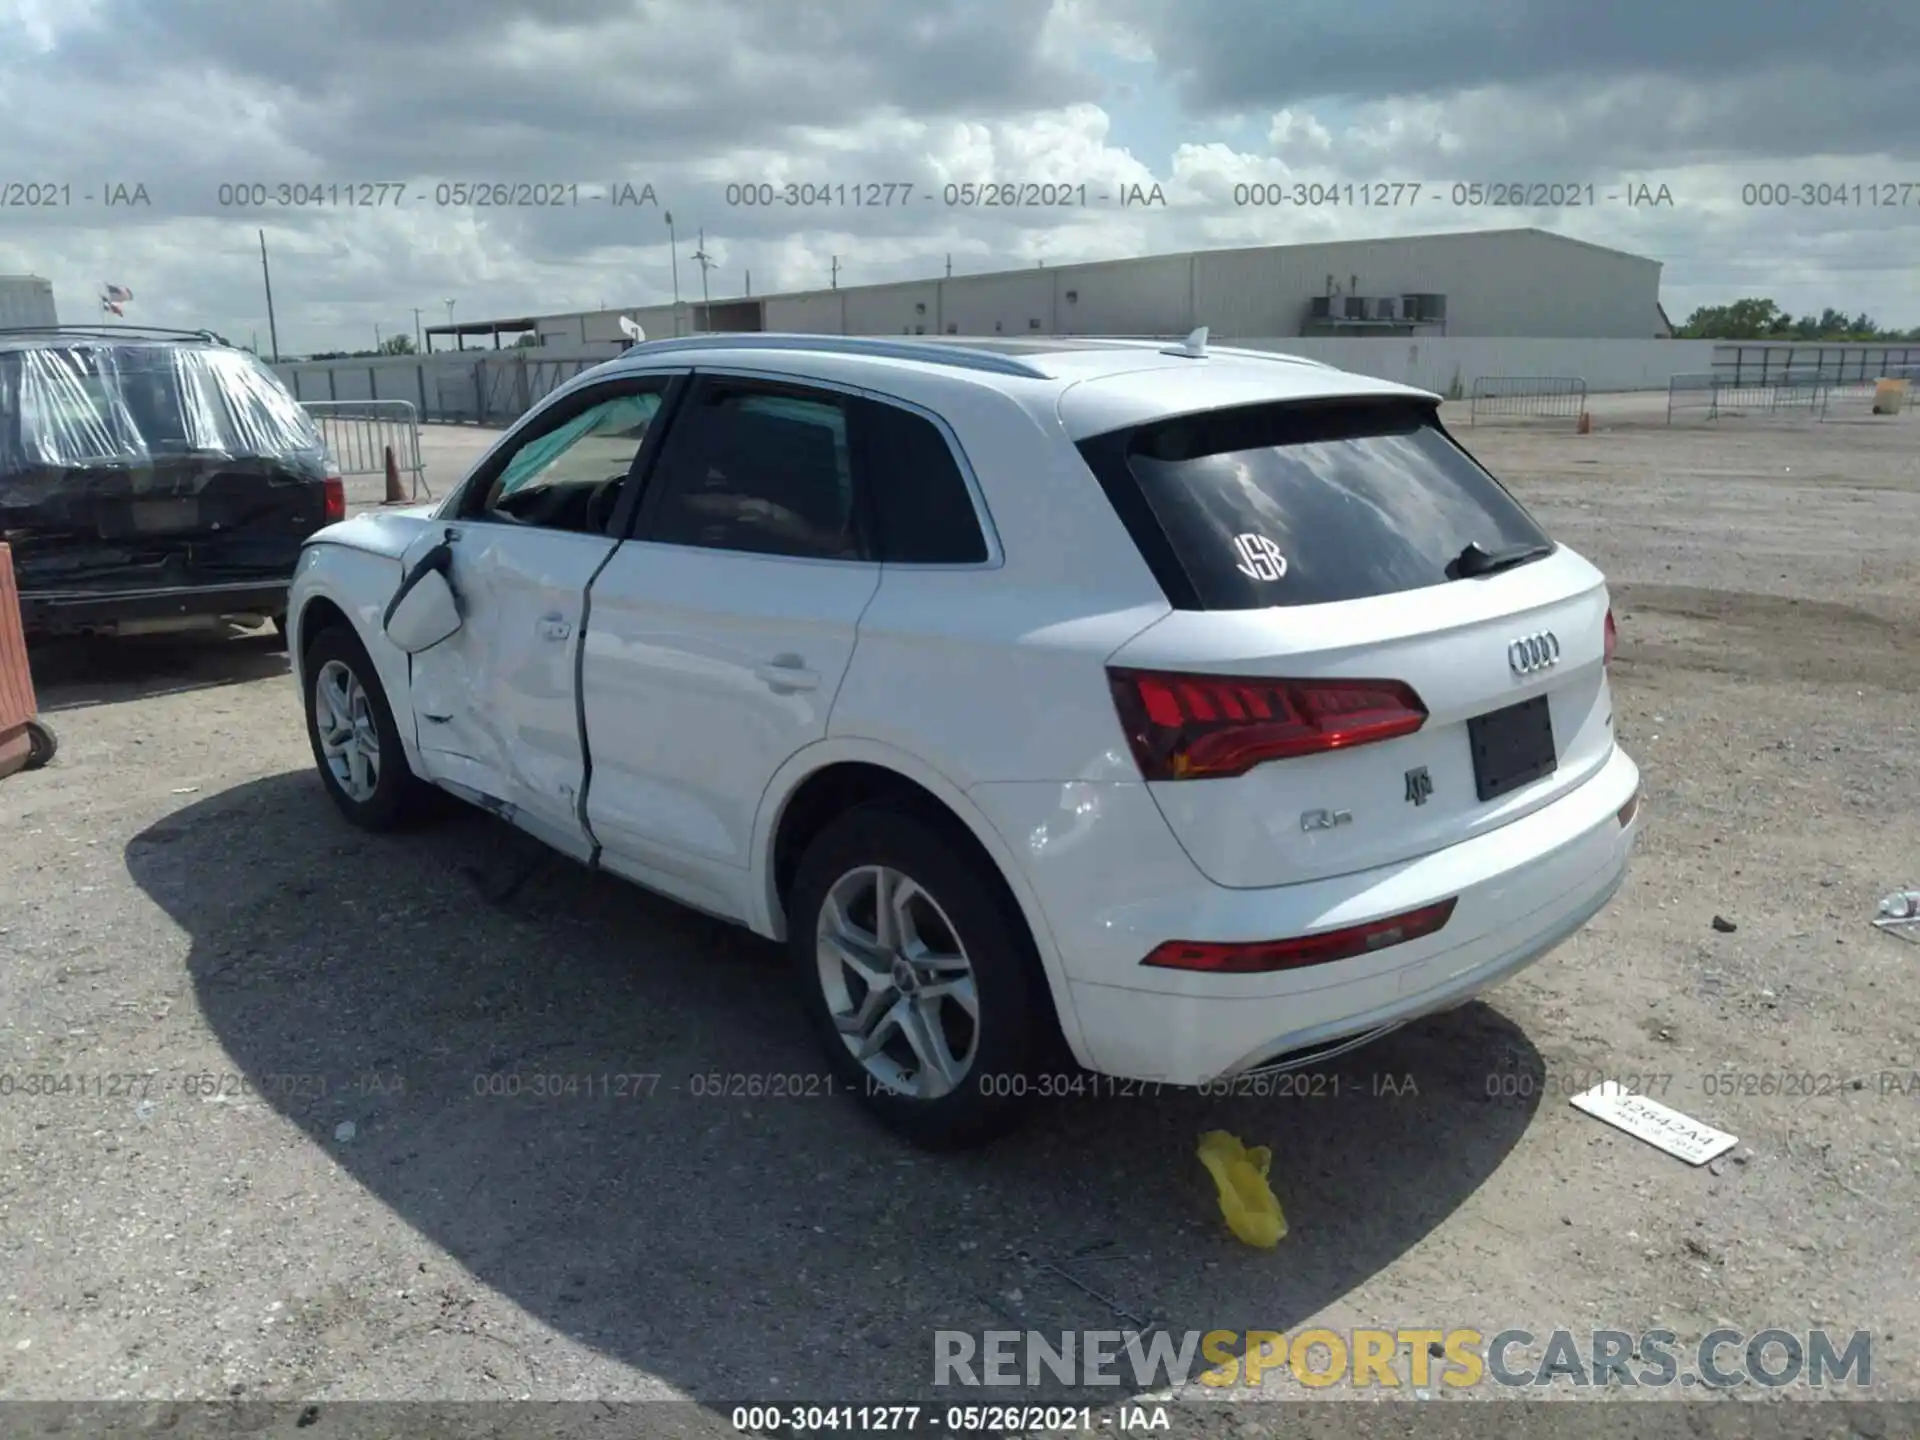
xmin=1266 ymin=110 xmax=1335 ymax=158
xmin=4 ymin=0 xmax=1919 ymax=351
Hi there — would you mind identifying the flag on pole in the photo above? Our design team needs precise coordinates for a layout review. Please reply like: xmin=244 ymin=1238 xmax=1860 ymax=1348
xmin=101 ymin=297 xmax=124 ymax=316
xmin=103 ymin=284 xmax=132 ymax=303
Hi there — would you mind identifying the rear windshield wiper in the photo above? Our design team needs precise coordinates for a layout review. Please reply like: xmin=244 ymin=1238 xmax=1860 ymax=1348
xmin=1449 ymin=539 xmax=1555 ymax=579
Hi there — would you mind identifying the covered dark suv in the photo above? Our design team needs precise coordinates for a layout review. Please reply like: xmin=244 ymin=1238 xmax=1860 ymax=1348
xmin=0 ymin=326 xmax=343 ymax=639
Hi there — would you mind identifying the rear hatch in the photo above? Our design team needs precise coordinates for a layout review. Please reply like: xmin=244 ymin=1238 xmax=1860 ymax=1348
xmin=0 ymin=340 xmax=335 ymax=593
xmin=1078 ymin=394 xmax=1619 ymax=889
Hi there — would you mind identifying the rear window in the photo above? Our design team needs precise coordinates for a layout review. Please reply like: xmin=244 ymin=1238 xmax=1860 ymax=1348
xmin=1076 ymin=399 xmax=1553 ymax=610
xmin=0 ymin=342 xmax=322 ymax=475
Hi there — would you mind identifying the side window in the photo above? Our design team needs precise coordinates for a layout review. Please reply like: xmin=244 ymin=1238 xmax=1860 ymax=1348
xmin=467 ymin=385 xmax=665 ymax=534
xmin=636 ymin=380 xmax=861 ymax=560
xmin=857 ymin=400 xmax=989 ymax=564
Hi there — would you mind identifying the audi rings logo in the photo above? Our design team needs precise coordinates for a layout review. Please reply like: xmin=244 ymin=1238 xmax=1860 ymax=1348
xmin=1508 ymin=631 xmax=1561 ymax=675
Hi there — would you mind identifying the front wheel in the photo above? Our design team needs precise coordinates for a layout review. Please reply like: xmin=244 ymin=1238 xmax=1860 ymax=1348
xmin=302 ymin=625 xmax=425 ymax=830
xmin=787 ymin=805 xmax=1050 ymax=1148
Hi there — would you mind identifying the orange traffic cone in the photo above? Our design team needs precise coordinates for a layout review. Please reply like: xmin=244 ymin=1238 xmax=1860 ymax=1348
xmin=383 ymin=444 xmax=406 ymax=503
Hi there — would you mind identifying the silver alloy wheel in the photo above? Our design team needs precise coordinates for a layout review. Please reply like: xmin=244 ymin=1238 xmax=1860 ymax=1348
xmin=815 ymin=864 xmax=980 ymax=1099
xmin=314 ymin=658 xmax=381 ymax=803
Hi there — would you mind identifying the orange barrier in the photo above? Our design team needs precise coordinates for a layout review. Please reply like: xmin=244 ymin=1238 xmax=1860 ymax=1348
xmin=0 ymin=543 xmax=51 ymax=779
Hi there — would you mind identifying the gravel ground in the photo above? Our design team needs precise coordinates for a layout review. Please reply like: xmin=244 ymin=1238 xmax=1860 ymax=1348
xmin=1 ymin=402 xmax=1916 ymax=1428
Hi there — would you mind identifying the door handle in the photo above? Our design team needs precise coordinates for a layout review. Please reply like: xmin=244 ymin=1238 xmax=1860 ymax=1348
xmin=755 ymin=654 xmax=819 ymax=692
xmin=539 ymin=614 xmax=572 ymax=641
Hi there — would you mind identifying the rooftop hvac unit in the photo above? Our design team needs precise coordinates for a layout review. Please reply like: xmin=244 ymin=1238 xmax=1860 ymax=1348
xmin=1371 ymin=296 xmax=1399 ymax=321
xmin=1343 ymin=295 xmax=1369 ymax=319
xmin=1309 ymin=296 xmax=1332 ymax=320
xmin=1404 ymin=293 xmax=1447 ymax=323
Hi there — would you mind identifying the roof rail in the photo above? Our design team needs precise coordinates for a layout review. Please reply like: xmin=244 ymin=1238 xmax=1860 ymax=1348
xmin=619 ymin=332 xmax=1052 ymax=379
xmin=0 ymin=324 xmax=233 ymax=345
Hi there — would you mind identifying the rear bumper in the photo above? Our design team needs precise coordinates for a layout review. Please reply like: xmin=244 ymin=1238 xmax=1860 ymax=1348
xmin=20 ymin=580 xmax=289 ymax=633
xmin=970 ymin=744 xmax=1640 ymax=1086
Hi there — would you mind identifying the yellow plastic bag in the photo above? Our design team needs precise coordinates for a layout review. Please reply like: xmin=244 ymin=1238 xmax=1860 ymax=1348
xmin=1197 ymin=1130 xmax=1288 ymax=1248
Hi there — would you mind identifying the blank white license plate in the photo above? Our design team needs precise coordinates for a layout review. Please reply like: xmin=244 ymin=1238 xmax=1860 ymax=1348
xmin=130 ymin=498 xmax=201 ymax=532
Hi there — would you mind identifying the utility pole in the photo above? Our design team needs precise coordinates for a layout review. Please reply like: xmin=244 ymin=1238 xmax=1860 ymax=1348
xmin=445 ymin=298 xmax=457 ymax=352
xmin=692 ymin=228 xmax=715 ymax=330
xmin=945 ymin=253 xmax=952 ymax=278
xmin=745 ymin=269 xmax=751 ymax=297
xmin=412 ymin=308 xmax=424 ymax=353
xmin=374 ymin=323 xmax=382 ymax=351
xmin=258 ymin=230 xmax=281 ymax=362
xmin=664 ymin=211 xmax=681 ymax=333
xmin=831 ymin=255 xmax=840 ymax=290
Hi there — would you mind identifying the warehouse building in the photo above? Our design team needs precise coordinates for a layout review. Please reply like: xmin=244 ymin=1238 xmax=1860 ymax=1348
xmin=0 ymin=275 xmax=59 ymax=329
xmin=427 ymin=227 xmax=1665 ymax=355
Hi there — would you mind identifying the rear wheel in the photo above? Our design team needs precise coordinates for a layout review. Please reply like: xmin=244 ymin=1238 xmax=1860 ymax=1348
xmin=302 ymin=625 xmax=424 ymax=830
xmin=787 ymin=805 xmax=1049 ymax=1148
xmin=23 ymin=718 xmax=57 ymax=771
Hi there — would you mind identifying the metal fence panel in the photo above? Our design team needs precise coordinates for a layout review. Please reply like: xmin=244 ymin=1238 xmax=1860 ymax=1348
xmin=1705 ymin=380 xmax=1776 ymax=416
xmin=475 ymin=355 xmax=602 ymax=425
xmin=1665 ymin=372 xmax=1720 ymax=422
xmin=1717 ymin=343 xmax=1920 ymax=387
xmin=432 ymin=368 xmax=481 ymax=425
xmin=1819 ymin=370 xmax=1919 ymax=421
xmin=281 ymin=352 xmax=616 ymax=431
xmin=1468 ymin=376 xmax=1588 ymax=426
xmin=1663 ymin=370 xmax=1920 ymax=424
xmin=302 ymin=400 xmax=430 ymax=499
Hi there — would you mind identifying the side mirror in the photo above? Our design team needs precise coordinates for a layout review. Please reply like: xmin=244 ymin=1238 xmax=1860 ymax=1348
xmin=383 ymin=541 xmax=462 ymax=652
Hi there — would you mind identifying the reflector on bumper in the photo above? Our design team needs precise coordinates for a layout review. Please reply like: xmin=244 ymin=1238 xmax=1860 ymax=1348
xmin=1141 ymin=898 xmax=1459 ymax=974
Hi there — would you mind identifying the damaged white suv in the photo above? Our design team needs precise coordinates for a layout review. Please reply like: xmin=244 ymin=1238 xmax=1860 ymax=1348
xmin=287 ymin=332 xmax=1640 ymax=1147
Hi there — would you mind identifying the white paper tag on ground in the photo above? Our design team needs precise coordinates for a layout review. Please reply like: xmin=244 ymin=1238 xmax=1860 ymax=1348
xmin=1570 ymin=1081 xmax=1738 ymax=1166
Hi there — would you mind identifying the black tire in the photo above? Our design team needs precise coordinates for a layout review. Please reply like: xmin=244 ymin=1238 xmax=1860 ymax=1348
xmin=787 ymin=804 xmax=1050 ymax=1148
xmin=23 ymin=717 xmax=57 ymax=770
xmin=301 ymin=624 xmax=425 ymax=831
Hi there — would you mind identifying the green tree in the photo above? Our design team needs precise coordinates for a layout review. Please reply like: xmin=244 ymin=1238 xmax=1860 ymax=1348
xmin=378 ymin=333 xmax=416 ymax=355
xmin=1677 ymin=298 xmax=1914 ymax=342
xmin=1675 ymin=297 xmax=1787 ymax=339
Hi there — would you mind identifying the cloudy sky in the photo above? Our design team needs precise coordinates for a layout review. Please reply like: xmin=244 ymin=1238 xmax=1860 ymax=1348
xmin=4 ymin=0 xmax=1918 ymax=354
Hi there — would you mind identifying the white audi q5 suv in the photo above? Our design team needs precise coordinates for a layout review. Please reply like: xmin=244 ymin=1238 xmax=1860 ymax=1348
xmin=287 ymin=331 xmax=1640 ymax=1146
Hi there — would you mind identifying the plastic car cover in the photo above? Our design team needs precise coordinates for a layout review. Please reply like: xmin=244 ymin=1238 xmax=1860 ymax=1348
xmin=0 ymin=342 xmax=324 ymax=503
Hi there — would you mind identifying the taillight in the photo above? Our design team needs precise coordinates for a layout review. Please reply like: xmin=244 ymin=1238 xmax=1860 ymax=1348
xmin=1603 ymin=608 xmax=1617 ymax=667
xmin=1142 ymin=899 xmax=1458 ymax=974
xmin=1107 ymin=668 xmax=1428 ymax=781
xmin=323 ymin=474 xmax=346 ymax=523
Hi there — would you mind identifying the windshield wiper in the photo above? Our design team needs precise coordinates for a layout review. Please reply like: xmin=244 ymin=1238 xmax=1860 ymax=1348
xmin=1449 ymin=539 xmax=1554 ymax=579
